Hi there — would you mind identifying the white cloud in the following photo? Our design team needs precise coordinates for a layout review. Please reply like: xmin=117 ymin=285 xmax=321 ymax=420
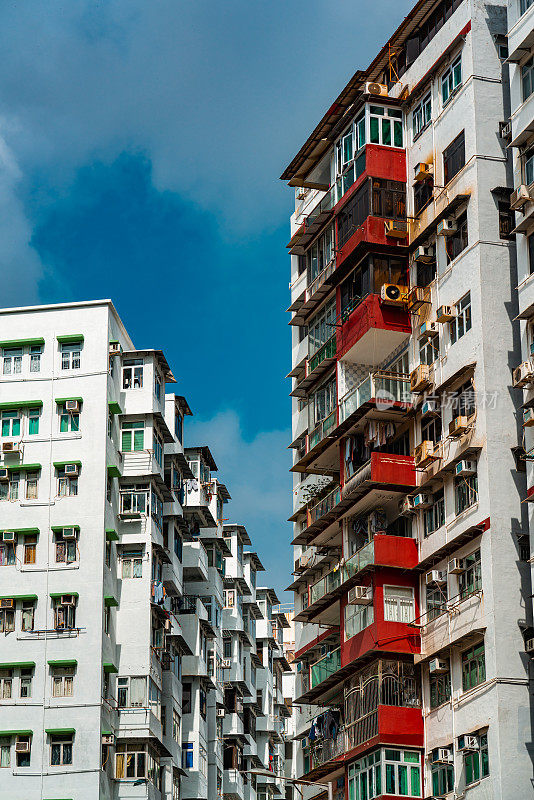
xmin=187 ymin=409 xmax=293 ymax=597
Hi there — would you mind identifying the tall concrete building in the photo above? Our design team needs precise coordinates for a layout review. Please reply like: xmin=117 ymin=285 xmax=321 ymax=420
xmin=282 ymin=0 xmax=533 ymax=797
xmin=0 ymin=299 xmax=292 ymax=800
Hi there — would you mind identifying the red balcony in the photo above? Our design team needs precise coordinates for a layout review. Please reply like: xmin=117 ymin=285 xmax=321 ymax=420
xmin=337 ymin=293 xmax=411 ymax=366
xmin=342 ymin=452 xmax=416 ymax=506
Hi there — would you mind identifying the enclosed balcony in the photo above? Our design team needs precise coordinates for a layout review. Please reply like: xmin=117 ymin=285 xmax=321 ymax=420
xmin=286 ymin=184 xmax=335 ymax=256
xmin=291 ymin=335 xmax=337 ymax=398
xmin=337 ymin=293 xmax=411 ymax=366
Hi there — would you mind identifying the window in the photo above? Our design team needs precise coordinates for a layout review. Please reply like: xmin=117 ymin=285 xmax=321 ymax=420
xmin=463 ymin=733 xmax=489 ymax=784
xmin=348 ymin=749 xmax=421 ymax=799
xmin=455 ymin=473 xmax=477 ymax=515
xmin=29 ymin=345 xmax=42 ymax=372
xmin=0 ymin=737 xmax=10 ymax=768
xmin=173 ymin=709 xmax=180 ymax=742
xmin=61 ymin=343 xmax=81 ymax=371
xmin=26 ymin=472 xmax=40 ymax=500
xmin=308 ymin=301 xmax=336 ymax=358
xmin=21 ymin=600 xmax=35 ymax=631
xmin=498 ymin=201 xmax=514 ymax=240
xmin=421 ymin=415 xmax=441 ymax=446
xmin=121 ymin=420 xmax=144 ymax=451
xmin=522 ymin=56 xmax=534 ymax=102
xmin=419 ymin=333 xmax=439 ymax=366
xmin=345 ymin=601 xmax=373 ymax=639
xmin=105 ymin=540 xmax=112 ymax=568
xmin=414 ymin=177 xmax=434 ymax=215
xmin=154 ymin=372 xmax=162 ymax=401
xmin=526 ymin=153 xmax=534 ymax=186
xmin=431 ymin=753 xmax=454 ymax=797
xmin=52 ymin=666 xmax=74 ymax=697
xmin=182 ymin=682 xmax=192 ymax=714
xmin=369 ymin=105 xmax=404 ymax=148
xmin=340 ymin=259 xmax=372 ymax=317
xmin=521 ymin=0 xmax=534 ymax=13
xmin=384 ymin=586 xmax=415 ymax=623
xmin=413 ymin=93 xmax=431 ymax=139
xmin=449 ymin=292 xmax=471 ymax=344
xmin=310 ymin=378 xmax=336 ymax=429
xmin=443 ymin=131 xmax=465 ymax=184
xmin=104 ymin=605 xmax=111 ymax=635
xmin=115 ymin=742 xmax=160 ymax=785
xmin=459 ymin=549 xmax=481 ymax=597
xmin=182 ymin=742 xmax=194 ymax=769
xmin=23 ymin=534 xmax=37 ymax=564
xmin=441 ymin=57 xmax=462 ymax=105
xmin=28 ymin=407 xmax=40 ymax=435
xmin=54 ymin=598 xmax=77 ymax=630
xmin=424 ymin=489 xmax=445 ymax=536
xmin=462 ymin=642 xmax=486 ymax=690
xmin=1 ymin=410 xmax=20 ymax=437
xmin=0 ymin=608 xmax=14 ymax=633
xmin=445 ymin=211 xmax=468 ymax=263
xmin=16 ymin=735 xmax=30 ymax=767
xmin=153 ymin=430 xmax=163 ymax=467
xmin=430 ymin=670 xmax=451 ymax=709
xmin=1 ymin=470 xmax=19 ymax=502
xmin=57 ymin=468 xmax=78 ymax=498
xmin=50 ymin=733 xmax=73 ymax=766
xmin=55 ymin=532 xmax=77 ymax=565
xmin=0 ymin=538 xmax=15 ymax=565
xmin=2 ymin=347 xmax=22 ymax=375
xmin=122 ymin=358 xmax=143 ymax=389
xmin=120 ymin=486 xmax=148 ymax=515
xmin=117 ymin=676 xmax=147 ymax=708
xmin=149 ymin=678 xmax=161 ymax=720
xmin=450 ymin=379 xmax=476 ymax=418
xmin=426 ymin=582 xmax=447 ymax=621
xmin=306 ymin=226 xmax=335 ymax=285
xmin=19 ymin=667 xmax=33 ymax=697
xmin=59 ymin=406 xmax=80 ymax=433
xmin=122 ymin=550 xmax=143 ymax=578
xmin=223 ymin=639 xmax=232 ymax=658
xmin=0 ymin=669 xmax=12 ymax=698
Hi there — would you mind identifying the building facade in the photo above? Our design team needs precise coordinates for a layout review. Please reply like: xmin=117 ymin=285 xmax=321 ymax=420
xmin=283 ymin=0 xmax=533 ymax=797
xmin=0 ymin=299 xmax=291 ymax=800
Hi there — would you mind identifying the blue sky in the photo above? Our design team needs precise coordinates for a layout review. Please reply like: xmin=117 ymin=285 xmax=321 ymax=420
xmin=0 ymin=0 xmax=411 ymax=597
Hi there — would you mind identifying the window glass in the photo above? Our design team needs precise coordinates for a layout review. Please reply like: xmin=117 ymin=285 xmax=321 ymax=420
xmin=345 ymin=602 xmax=374 ymax=639
xmin=443 ymin=131 xmax=465 ymax=184
xmin=449 ymin=292 xmax=471 ymax=344
xmin=522 ymin=57 xmax=534 ymax=102
xmin=2 ymin=348 xmax=22 ymax=375
xmin=28 ymin=408 xmax=40 ymax=435
xmin=61 ymin=343 xmax=81 ymax=371
xmin=30 ymin=345 xmax=42 ymax=373
xmin=122 ymin=359 xmax=144 ymax=389
xmin=441 ymin=56 xmax=462 ymax=104
xmin=121 ymin=421 xmax=145 ymax=452
xmin=462 ymin=642 xmax=486 ymax=690
xmin=455 ymin=473 xmax=478 ymax=514
xmin=413 ymin=93 xmax=431 ymax=138
xmin=459 ymin=549 xmax=481 ymax=597
xmin=1 ymin=410 xmax=20 ymax=438
xmin=383 ymin=586 xmax=415 ymax=623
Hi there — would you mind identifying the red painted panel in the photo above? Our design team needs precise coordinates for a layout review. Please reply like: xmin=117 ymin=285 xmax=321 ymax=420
xmin=374 ymin=534 xmax=418 ymax=570
xmin=336 ymin=217 xmax=408 ymax=269
xmin=370 ymin=452 xmax=416 ymax=489
xmin=336 ymin=293 xmax=411 ymax=359
xmin=341 ymin=707 xmax=424 ymax=764
xmin=334 ymin=146 xmax=407 ymax=216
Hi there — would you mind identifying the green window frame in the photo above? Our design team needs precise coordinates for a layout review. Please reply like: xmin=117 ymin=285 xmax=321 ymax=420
xmin=431 ymin=762 xmax=454 ymax=796
xmin=1 ymin=411 xmax=20 ymax=438
xmin=28 ymin=408 xmax=40 ymax=436
xmin=462 ymin=642 xmax=486 ymax=691
xmin=430 ymin=672 xmax=451 ymax=709
xmin=459 ymin=549 xmax=481 ymax=598
xmin=121 ymin=421 xmax=144 ymax=452
xmin=463 ymin=733 xmax=489 ymax=784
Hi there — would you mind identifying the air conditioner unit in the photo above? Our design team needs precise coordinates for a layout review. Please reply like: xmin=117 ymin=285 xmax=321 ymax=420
xmin=413 ymin=493 xmax=432 ymax=509
xmin=526 ymin=638 xmax=534 ymax=654
xmin=510 ymin=184 xmax=532 ymax=211
xmin=413 ymin=440 xmax=438 ymax=468
xmin=101 ymin=733 xmax=115 ymax=746
xmin=410 ymin=364 xmax=432 ymax=393
xmin=455 ymin=460 xmax=476 ymax=476
xmin=448 ymin=558 xmax=464 ymax=574
xmin=109 ymin=342 xmax=122 ymax=355
xmin=419 ymin=320 xmax=438 ymax=338
xmin=2 ymin=531 xmax=15 ymax=542
xmin=15 ymin=741 xmax=30 ymax=753
xmin=458 ymin=735 xmax=479 ymax=752
xmin=414 ymin=162 xmax=433 ymax=182
xmin=523 ymin=408 xmax=534 ymax=427
xmin=400 ymin=496 xmax=414 ymax=515
xmin=364 ymin=81 xmax=388 ymax=97
xmin=429 ymin=658 xmax=449 ymax=674
xmin=0 ymin=469 xmax=8 ymax=481
xmin=413 ymin=245 xmax=435 ymax=263
xmin=380 ymin=283 xmax=408 ymax=305
xmin=513 ymin=361 xmax=534 ymax=388
xmin=62 ymin=527 xmax=77 ymax=539
xmin=384 ymin=220 xmax=408 ymax=239
xmin=406 ymin=287 xmax=426 ymax=312
xmin=434 ymin=748 xmax=453 ymax=764
xmin=422 ymin=400 xmax=439 ymax=416
xmin=64 ymin=464 xmax=79 ymax=476
xmin=2 ymin=441 xmax=20 ymax=453
xmin=221 ymin=659 xmax=232 ymax=668
xmin=347 ymin=585 xmax=372 ymax=605
xmin=0 ymin=598 xmax=13 ymax=608
xmin=436 ymin=305 xmax=456 ymax=323
xmin=449 ymin=416 xmax=469 ymax=438
xmin=437 ymin=218 xmax=457 ymax=236
xmin=216 ymin=708 xmax=225 ymax=717
xmin=499 ymin=120 xmax=512 ymax=139
xmin=426 ymin=570 xmax=446 ymax=585
xmin=65 ymin=400 xmax=80 ymax=412
xmin=60 ymin=595 xmax=76 ymax=606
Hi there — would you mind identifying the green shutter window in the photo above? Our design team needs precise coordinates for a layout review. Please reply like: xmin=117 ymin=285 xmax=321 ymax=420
xmin=381 ymin=117 xmax=391 ymax=146
xmin=133 ymin=429 xmax=144 ymax=451
xmin=70 ymin=415 xmax=79 ymax=432
xmin=410 ymin=766 xmax=420 ymax=796
xmin=28 ymin=410 xmax=40 ymax=435
xmin=375 ymin=765 xmax=381 ymax=795
xmin=394 ymin=120 xmax=403 ymax=148
xmin=121 ymin=421 xmax=144 ymax=452
xmin=370 ymin=116 xmax=379 ymax=144
xmin=60 ymin=415 xmax=69 ymax=433
xmin=398 ymin=764 xmax=407 ymax=795
xmin=386 ymin=763 xmax=395 ymax=794
xmin=121 ymin=429 xmax=132 ymax=451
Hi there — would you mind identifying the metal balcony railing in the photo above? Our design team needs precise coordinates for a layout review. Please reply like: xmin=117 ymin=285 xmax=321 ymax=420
xmin=308 ymin=409 xmax=337 ymax=451
xmin=310 ymin=647 xmax=341 ymax=689
xmin=308 ymin=485 xmax=341 ymax=526
xmin=308 ymin=334 xmax=336 ymax=375
xmin=308 ymin=727 xmax=346 ymax=771
xmin=339 ymin=371 xmax=411 ymax=424
xmin=309 ymin=541 xmax=374 ymax=606
xmin=306 ymin=258 xmax=336 ymax=302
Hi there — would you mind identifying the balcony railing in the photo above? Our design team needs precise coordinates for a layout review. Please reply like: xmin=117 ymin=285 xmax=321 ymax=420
xmin=309 ymin=727 xmax=346 ymax=771
xmin=308 ymin=410 xmax=337 ymax=451
xmin=307 ymin=258 xmax=336 ymax=302
xmin=308 ymin=334 xmax=336 ymax=375
xmin=309 ymin=541 xmax=374 ymax=606
xmin=310 ymin=647 xmax=341 ymax=689
xmin=339 ymin=371 xmax=411 ymax=424
xmin=308 ymin=485 xmax=341 ymax=526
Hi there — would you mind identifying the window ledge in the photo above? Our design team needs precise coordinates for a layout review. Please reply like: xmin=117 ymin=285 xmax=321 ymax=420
xmin=20 ymin=563 xmax=79 ymax=572
xmin=413 ymin=121 xmax=431 ymax=143
xmin=451 ymin=501 xmax=479 ymax=525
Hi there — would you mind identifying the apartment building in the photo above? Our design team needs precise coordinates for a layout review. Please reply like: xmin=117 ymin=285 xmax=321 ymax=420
xmin=282 ymin=0 xmax=533 ymax=797
xmin=0 ymin=299 xmax=291 ymax=800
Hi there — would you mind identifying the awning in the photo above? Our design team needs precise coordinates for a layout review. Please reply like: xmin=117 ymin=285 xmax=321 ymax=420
xmin=47 ymin=659 xmax=78 ymax=667
xmin=54 ymin=397 xmax=83 ymax=405
xmin=53 ymin=460 xmax=82 ymax=469
xmin=49 ymin=592 xmax=79 ymax=599
xmin=107 ymin=465 xmax=121 ymax=478
xmin=0 ymin=661 xmax=35 ymax=669
xmin=106 ymin=529 xmax=119 ymax=541
xmin=104 ymin=596 xmax=119 ymax=607
xmin=0 ymin=338 xmax=44 ymax=348
xmin=45 ymin=728 xmax=76 ymax=735
xmin=56 ymin=335 xmax=84 ymax=344
xmin=103 ymin=662 xmax=118 ymax=673
xmin=0 ymin=400 xmax=43 ymax=410
xmin=108 ymin=400 xmax=123 ymax=415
